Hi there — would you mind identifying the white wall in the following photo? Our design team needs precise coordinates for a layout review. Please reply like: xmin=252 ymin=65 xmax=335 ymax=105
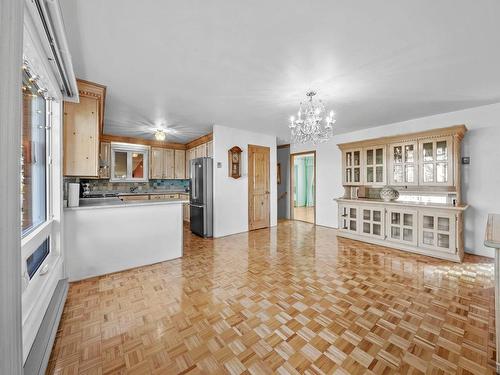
xmin=291 ymin=102 xmax=500 ymax=258
xmin=213 ymin=125 xmax=277 ymax=238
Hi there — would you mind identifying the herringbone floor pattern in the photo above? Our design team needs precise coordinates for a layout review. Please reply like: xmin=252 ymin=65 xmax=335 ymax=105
xmin=47 ymin=221 xmax=496 ymax=374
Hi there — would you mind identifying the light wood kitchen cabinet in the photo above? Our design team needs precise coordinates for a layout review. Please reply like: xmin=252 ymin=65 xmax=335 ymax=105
xmin=120 ymin=194 xmax=150 ymax=201
xmin=164 ymin=149 xmax=175 ymax=179
xmin=207 ymin=141 xmax=213 ymax=157
xmin=363 ymin=146 xmax=385 ymax=186
xmin=63 ymin=80 xmax=106 ymax=177
xmin=342 ymin=148 xmax=362 ymax=185
xmin=98 ymin=142 xmax=111 ymax=179
xmin=150 ymin=147 xmax=164 ymax=179
xmin=418 ymin=136 xmax=453 ymax=186
xmin=174 ymin=149 xmax=185 ymax=179
xmin=388 ymin=141 xmax=418 ymax=185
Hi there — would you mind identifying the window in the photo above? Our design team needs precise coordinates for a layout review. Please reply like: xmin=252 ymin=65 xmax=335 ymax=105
xmin=110 ymin=143 xmax=149 ymax=182
xmin=26 ymin=237 xmax=50 ymax=279
xmin=21 ymin=71 xmax=49 ymax=237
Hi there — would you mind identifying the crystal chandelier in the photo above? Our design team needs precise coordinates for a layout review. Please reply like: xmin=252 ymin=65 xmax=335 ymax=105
xmin=289 ymin=91 xmax=335 ymax=144
xmin=154 ymin=129 xmax=166 ymax=141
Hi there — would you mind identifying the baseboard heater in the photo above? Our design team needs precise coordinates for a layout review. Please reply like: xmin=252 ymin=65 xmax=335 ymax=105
xmin=24 ymin=278 xmax=68 ymax=375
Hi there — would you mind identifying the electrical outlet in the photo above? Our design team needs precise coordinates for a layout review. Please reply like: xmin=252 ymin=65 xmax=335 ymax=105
xmin=461 ymin=157 xmax=470 ymax=165
xmin=217 ymin=162 xmax=222 ymax=168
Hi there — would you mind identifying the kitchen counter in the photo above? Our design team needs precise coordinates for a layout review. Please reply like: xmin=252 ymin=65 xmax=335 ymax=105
xmin=84 ymin=190 xmax=189 ymax=197
xmin=335 ymin=197 xmax=468 ymax=211
xmin=65 ymin=197 xmax=188 ymax=210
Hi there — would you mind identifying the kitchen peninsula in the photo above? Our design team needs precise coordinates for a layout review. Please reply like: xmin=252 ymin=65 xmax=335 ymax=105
xmin=65 ymin=197 xmax=187 ymax=281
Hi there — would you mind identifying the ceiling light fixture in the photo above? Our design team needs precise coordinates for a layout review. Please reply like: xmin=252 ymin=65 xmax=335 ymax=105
xmin=154 ymin=129 xmax=167 ymax=141
xmin=289 ymin=91 xmax=335 ymax=144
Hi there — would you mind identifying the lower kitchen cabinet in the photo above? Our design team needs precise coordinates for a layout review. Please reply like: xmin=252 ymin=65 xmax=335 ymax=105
xmin=336 ymin=199 xmax=465 ymax=262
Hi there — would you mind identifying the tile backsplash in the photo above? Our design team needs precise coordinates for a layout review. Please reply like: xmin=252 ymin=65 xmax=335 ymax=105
xmin=64 ymin=178 xmax=189 ymax=197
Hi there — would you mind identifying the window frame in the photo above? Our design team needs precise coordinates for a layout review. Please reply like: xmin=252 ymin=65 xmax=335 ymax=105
xmin=110 ymin=142 xmax=150 ymax=182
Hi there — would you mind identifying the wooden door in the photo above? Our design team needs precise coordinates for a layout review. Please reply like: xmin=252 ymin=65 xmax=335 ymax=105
xmin=248 ymin=145 xmax=270 ymax=230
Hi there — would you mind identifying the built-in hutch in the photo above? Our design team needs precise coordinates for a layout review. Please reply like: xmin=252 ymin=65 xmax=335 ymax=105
xmin=336 ymin=125 xmax=467 ymax=262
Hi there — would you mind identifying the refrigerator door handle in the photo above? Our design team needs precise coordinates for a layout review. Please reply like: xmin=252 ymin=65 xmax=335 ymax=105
xmin=190 ymin=203 xmax=204 ymax=208
xmin=191 ymin=163 xmax=197 ymax=200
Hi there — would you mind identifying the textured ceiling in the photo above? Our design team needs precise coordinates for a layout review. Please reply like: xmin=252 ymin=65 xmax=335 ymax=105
xmin=60 ymin=0 xmax=500 ymax=144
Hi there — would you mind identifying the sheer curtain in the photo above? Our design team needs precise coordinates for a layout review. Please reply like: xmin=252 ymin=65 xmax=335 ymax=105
xmin=294 ymin=155 xmax=314 ymax=207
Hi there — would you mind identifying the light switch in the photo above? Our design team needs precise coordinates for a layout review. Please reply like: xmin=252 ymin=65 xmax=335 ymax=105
xmin=217 ymin=162 xmax=222 ymax=168
xmin=461 ymin=157 xmax=470 ymax=165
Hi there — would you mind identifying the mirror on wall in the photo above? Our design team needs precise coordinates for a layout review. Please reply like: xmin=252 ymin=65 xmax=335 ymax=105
xmin=110 ymin=143 xmax=149 ymax=182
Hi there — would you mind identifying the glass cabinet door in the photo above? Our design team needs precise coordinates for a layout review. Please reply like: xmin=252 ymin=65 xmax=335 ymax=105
xmin=386 ymin=209 xmax=418 ymax=245
xmin=339 ymin=205 xmax=359 ymax=233
xmin=343 ymin=149 xmax=362 ymax=185
xmin=364 ymin=146 xmax=385 ymax=185
xmin=419 ymin=137 xmax=453 ymax=186
xmin=418 ymin=211 xmax=456 ymax=253
xmin=361 ymin=207 xmax=384 ymax=238
xmin=389 ymin=142 xmax=418 ymax=185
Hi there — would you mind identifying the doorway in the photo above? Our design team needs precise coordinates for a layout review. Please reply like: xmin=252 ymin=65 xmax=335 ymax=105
xmin=290 ymin=151 xmax=316 ymax=224
xmin=248 ymin=145 xmax=270 ymax=230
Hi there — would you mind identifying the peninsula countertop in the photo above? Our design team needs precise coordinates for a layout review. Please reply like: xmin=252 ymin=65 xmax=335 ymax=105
xmin=65 ymin=197 xmax=189 ymax=211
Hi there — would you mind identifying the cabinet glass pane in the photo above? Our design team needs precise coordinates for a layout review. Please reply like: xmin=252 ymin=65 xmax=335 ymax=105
xmin=437 ymin=233 xmax=449 ymax=248
xmin=423 ymin=163 xmax=434 ymax=182
xmin=423 ymin=231 xmax=434 ymax=245
xmin=350 ymin=208 xmax=357 ymax=218
xmin=353 ymin=151 xmax=360 ymax=166
xmin=366 ymin=149 xmax=373 ymax=165
xmin=403 ymin=213 xmax=413 ymax=226
xmin=436 ymin=141 xmax=448 ymax=161
xmin=354 ymin=168 xmax=360 ymax=182
xmin=373 ymin=224 xmax=381 ymax=236
xmin=405 ymin=165 xmax=415 ymax=183
xmin=391 ymin=226 xmax=400 ymax=239
xmin=423 ymin=215 xmax=434 ymax=229
xmin=342 ymin=207 xmax=348 ymax=217
xmin=393 ymin=146 xmax=402 ymax=163
xmin=391 ymin=212 xmax=400 ymax=225
xmin=403 ymin=228 xmax=413 ymax=242
xmin=366 ymin=167 xmax=373 ymax=183
xmin=342 ymin=219 xmax=348 ymax=229
xmin=436 ymin=163 xmax=448 ymax=183
xmin=346 ymin=168 xmax=352 ymax=182
xmin=404 ymin=145 xmax=414 ymax=163
xmin=346 ymin=152 xmax=352 ymax=166
xmin=393 ymin=165 xmax=403 ymax=183
xmin=376 ymin=166 xmax=383 ymax=182
xmin=423 ymin=143 xmax=433 ymax=162
xmin=373 ymin=211 xmax=381 ymax=222
xmin=131 ymin=153 xmax=144 ymax=178
xmin=376 ymin=148 xmax=383 ymax=164
xmin=114 ymin=151 xmax=127 ymax=179
xmin=437 ymin=217 xmax=450 ymax=231
xmin=363 ymin=209 xmax=371 ymax=220
xmin=363 ymin=222 xmax=370 ymax=234
xmin=350 ymin=220 xmax=357 ymax=231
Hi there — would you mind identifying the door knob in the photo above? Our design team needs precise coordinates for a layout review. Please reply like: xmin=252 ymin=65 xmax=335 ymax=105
xmin=265 ymin=191 xmax=270 ymax=194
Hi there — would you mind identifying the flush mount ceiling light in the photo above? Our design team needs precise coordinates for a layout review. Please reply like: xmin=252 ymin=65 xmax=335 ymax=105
xmin=289 ymin=91 xmax=336 ymax=144
xmin=154 ymin=129 xmax=167 ymax=141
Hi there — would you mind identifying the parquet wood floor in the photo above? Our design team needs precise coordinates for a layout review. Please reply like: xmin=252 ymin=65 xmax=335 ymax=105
xmin=47 ymin=220 xmax=496 ymax=374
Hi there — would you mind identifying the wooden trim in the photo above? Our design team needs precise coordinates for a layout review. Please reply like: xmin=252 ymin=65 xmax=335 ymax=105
xmin=290 ymin=151 xmax=316 ymax=224
xmin=248 ymin=144 xmax=271 ymax=231
xmin=277 ymin=144 xmax=290 ymax=149
xmin=185 ymin=133 xmax=213 ymax=150
xmin=338 ymin=124 xmax=467 ymax=150
xmin=100 ymin=134 xmax=186 ymax=150
xmin=0 ymin=0 xmax=23 ymax=372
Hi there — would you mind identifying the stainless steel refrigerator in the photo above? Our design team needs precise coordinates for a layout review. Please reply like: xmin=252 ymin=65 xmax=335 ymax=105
xmin=189 ymin=157 xmax=213 ymax=237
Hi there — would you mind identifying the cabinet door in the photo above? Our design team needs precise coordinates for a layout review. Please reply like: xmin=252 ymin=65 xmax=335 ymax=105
xmin=386 ymin=208 xmax=418 ymax=246
xmin=360 ymin=207 xmax=384 ymax=239
xmin=339 ymin=205 xmax=359 ymax=233
xmin=98 ymin=142 xmax=111 ymax=179
xmin=343 ymin=149 xmax=362 ymax=185
xmin=207 ymin=141 xmax=213 ymax=158
xmin=419 ymin=211 xmax=456 ymax=253
xmin=364 ymin=146 xmax=385 ymax=185
xmin=419 ymin=137 xmax=453 ymax=186
xmin=63 ymin=97 xmax=99 ymax=176
xmin=389 ymin=142 xmax=418 ymax=186
xmin=150 ymin=148 xmax=164 ymax=179
xmin=174 ymin=150 xmax=186 ymax=179
xmin=164 ymin=149 xmax=175 ymax=179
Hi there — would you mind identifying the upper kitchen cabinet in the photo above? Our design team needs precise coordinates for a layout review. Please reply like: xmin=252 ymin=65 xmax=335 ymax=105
xmin=63 ymin=79 xmax=106 ymax=177
xmin=174 ymin=150 xmax=186 ymax=179
xmin=364 ymin=146 xmax=386 ymax=186
xmin=419 ymin=136 xmax=453 ymax=186
xmin=388 ymin=141 xmax=418 ymax=186
xmin=98 ymin=142 xmax=111 ymax=178
xmin=150 ymin=147 xmax=164 ymax=179
xmin=342 ymin=148 xmax=362 ymax=185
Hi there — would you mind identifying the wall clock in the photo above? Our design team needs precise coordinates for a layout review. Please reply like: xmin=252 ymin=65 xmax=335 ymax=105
xmin=228 ymin=146 xmax=243 ymax=179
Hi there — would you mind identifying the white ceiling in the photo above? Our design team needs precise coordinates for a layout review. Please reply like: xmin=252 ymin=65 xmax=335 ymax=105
xmin=60 ymin=0 xmax=500 ymax=144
